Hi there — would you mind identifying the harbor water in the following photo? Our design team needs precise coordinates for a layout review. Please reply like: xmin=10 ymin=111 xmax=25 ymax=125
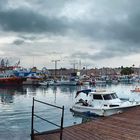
xmin=0 ymin=83 xmax=140 ymax=140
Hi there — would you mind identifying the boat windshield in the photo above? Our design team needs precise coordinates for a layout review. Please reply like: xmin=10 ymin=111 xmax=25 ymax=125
xmin=103 ymin=94 xmax=112 ymax=100
xmin=103 ymin=93 xmax=118 ymax=100
xmin=93 ymin=94 xmax=103 ymax=100
xmin=111 ymin=93 xmax=118 ymax=99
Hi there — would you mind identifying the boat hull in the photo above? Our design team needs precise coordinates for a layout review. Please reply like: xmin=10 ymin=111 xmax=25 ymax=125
xmin=71 ymin=104 xmax=140 ymax=116
xmin=22 ymin=78 xmax=42 ymax=85
xmin=0 ymin=77 xmax=26 ymax=85
xmin=131 ymin=90 xmax=140 ymax=92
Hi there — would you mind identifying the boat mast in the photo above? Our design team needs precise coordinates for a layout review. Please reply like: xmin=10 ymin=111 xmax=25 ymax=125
xmin=52 ymin=59 xmax=60 ymax=78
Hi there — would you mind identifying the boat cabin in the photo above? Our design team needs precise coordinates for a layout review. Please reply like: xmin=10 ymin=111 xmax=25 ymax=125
xmin=73 ymin=89 xmax=140 ymax=116
xmin=75 ymin=89 xmax=121 ymax=107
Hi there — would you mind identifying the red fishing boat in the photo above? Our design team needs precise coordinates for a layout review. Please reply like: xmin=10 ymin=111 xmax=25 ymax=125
xmin=0 ymin=73 xmax=26 ymax=85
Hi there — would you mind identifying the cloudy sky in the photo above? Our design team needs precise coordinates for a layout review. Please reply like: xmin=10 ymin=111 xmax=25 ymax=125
xmin=0 ymin=0 xmax=140 ymax=69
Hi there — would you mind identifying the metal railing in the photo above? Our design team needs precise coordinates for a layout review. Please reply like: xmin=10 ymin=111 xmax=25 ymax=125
xmin=31 ymin=97 xmax=64 ymax=140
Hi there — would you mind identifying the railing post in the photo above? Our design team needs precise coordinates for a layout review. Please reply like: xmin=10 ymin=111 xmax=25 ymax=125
xmin=60 ymin=106 xmax=64 ymax=140
xmin=31 ymin=97 xmax=35 ymax=140
xmin=30 ymin=98 xmax=64 ymax=140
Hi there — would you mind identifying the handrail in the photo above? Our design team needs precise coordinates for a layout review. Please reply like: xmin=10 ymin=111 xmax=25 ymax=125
xmin=34 ymin=114 xmax=61 ymax=128
xmin=34 ymin=98 xmax=63 ymax=109
xmin=31 ymin=97 xmax=34 ymax=140
xmin=31 ymin=97 xmax=64 ymax=140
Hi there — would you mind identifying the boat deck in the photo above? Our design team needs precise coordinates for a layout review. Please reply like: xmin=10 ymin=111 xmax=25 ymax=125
xmin=34 ymin=106 xmax=140 ymax=140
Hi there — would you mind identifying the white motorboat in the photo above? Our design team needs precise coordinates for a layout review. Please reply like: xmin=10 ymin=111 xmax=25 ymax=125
xmin=48 ymin=80 xmax=61 ymax=86
xmin=39 ymin=81 xmax=48 ymax=86
xmin=47 ymin=78 xmax=78 ymax=86
xmin=71 ymin=89 xmax=140 ymax=116
xmin=39 ymin=79 xmax=60 ymax=86
xmin=59 ymin=79 xmax=77 ymax=86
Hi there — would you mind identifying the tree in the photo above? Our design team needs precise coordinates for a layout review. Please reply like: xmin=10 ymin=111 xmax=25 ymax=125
xmin=120 ymin=67 xmax=134 ymax=75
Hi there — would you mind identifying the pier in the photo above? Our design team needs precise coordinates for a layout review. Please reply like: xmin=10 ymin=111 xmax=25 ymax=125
xmin=33 ymin=106 xmax=140 ymax=140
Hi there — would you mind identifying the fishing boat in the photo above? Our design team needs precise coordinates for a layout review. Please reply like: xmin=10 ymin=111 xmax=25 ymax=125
xmin=0 ymin=73 xmax=26 ymax=85
xmin=22 ymin=73 xmax=43 ymax=85
xmin=71 ymin=89 xmax=140 ymax=116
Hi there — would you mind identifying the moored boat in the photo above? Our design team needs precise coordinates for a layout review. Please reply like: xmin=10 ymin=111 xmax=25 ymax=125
xmin=131 ymin=86 xmax=140 ymax=92
xmin=22 ymin=73 xmax=43 ymax=85
xmin=59 ymin=79 xmax=78 ymax=86
xmin=71 ymin=89 xmax=140 ymax=116
xmin=0 ymin=73 xmax=26 ymax=85
xmin=39 ymin=81 xmax=48 ymax=86
xmin=95 ymin=80 xmax=106 ymax=85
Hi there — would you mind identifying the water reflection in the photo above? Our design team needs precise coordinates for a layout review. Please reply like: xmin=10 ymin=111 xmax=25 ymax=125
xmin=71 ymin=111 xmax=100 ymax=124
xmin=0 ymin=83 xmax=139 ymax=105
xmin=0 ymin=86 xmax=27 ymax=104
xmin=1 ymin=92 xmax=13 ymax=104
xmin=24 ymin=85 xmax=41 ymax=95
xmin=52 ymin=86 xmax=57 ymax=103
xmin=58 ymin=85 xmax=79 ymax=93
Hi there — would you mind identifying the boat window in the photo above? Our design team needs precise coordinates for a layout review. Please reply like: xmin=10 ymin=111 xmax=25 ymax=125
xmin=111 ymin=93 xmax=118 ymax=99
xmin=93 ymin=94 xmax=103 ymax=100
xmin=103 ymin=94 xmax=112 ymax=100
xmin=112 ymin=93 xmax=118 ymax=99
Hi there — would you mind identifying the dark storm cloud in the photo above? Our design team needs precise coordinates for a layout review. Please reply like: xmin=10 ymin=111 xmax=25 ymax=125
xmin=13 ymin=39 xmax=25 ymax=45
xmin=0 ymin=0 xmax=140 ymax=41
xmin=73 ymin=12 xmax=140 ymax=44
xmin=19 ymin=35 xmax=38 ymax=41
xmin=29 ymin=0 xmax=67 ymax=10
xmin=67 ymin=0 xmax=140 ymax=60
xmin=1 ymin=0 xmax=140 ymax=63
xmin=0 ymin=0 xmax=139 ymax=43
xmin=12 ymin=35 xmax=40 ymax=45
xmin=0 ymin=0 xmax=8 ymax=9
xmin=0 ymin=8 xmax=67 ymax=33
xmin=71 ymin=51 xmax=121 ymax=61
xmin=71 ymin=42 xmax=140 ymax=61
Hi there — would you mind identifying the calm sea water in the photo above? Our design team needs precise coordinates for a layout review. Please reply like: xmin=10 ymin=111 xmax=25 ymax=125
xmin=0 ymin=83 xmax=140 ymax=140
